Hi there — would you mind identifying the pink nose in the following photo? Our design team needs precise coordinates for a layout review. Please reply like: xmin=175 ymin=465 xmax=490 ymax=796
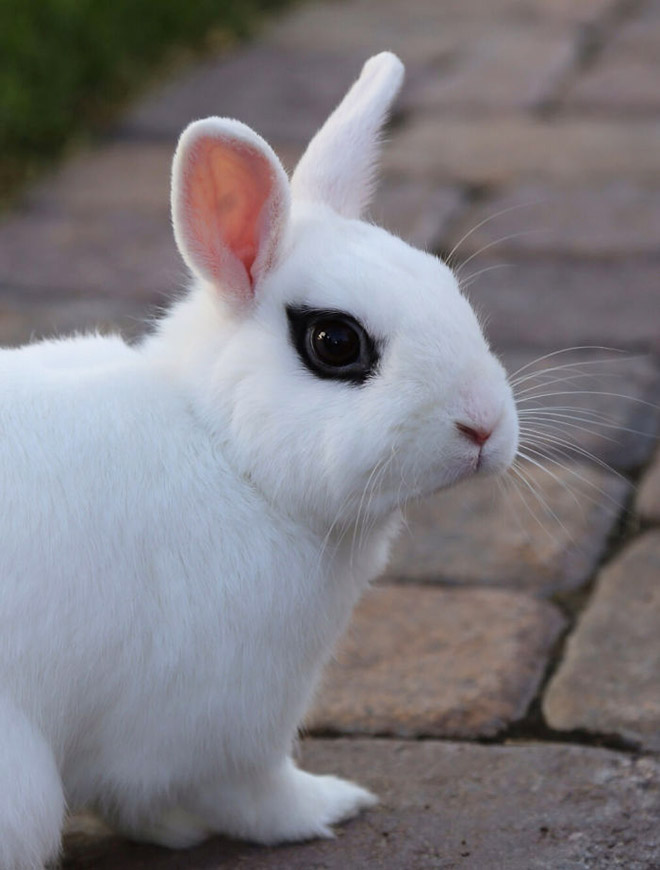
xmin=456 ymin=422 xmax=492 ymax=447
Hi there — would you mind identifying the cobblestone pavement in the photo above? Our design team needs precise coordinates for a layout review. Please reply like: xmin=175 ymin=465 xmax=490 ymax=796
xmin=2 ymin=0 xmax=659 ymax=867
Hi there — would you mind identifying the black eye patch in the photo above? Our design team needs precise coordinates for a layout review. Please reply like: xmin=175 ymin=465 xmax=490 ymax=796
xmin=286 ymin=306 xmax=380 ymax=385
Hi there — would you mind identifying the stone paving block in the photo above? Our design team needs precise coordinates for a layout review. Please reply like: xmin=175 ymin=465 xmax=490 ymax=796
xmin=463 ymin=259 xmax=660 ymax=355
xmin=269 ymin=0 xmax=618 ymax=43
xmin=447 ymin=183 xmax=660 ymax=258
xmin=606 ymin=5 xmax=660 ymax=61
xmin=563 ymin=56 xmax=660 ymax=115
xmin=371 ymin=180 xmax=465 ymax=250
xmin=265 ymin=1 xmax=476 ymax=65
xmin=439 ymin=0 xmax=618 ymax=22
xmin=61 ymin=739 xmax=660 ymax=869
xmin=22 ymin=142 xmax=172 ymax=215
xmin=0 ymin=293 xmax=150 ymax=347
xmin=0 ymin=209 xmax=182 ymax=300
xmin=118 ymin=44 xmax=378 ymax=147
xmin=384 ymin=463 xmax=630 ymax=595
xmin=637 ymin=451 xmax=660 ymax=525
xmin=384 ymin=118 xmax=660 ymax=185
xmin=543 ymin=531 xmax=660 ymax=750
xmin=407 ymin=27 xmax=578 ymax=113
xmin=307 ymin=584 xmax=565 ymax=738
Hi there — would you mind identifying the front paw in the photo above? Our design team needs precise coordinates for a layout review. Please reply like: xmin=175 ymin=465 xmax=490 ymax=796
xmin=293 ymin=772 xmax=378 ymax=840
xmin=199 ymin=759 xmax=377 ymax=845
xmin=243 ymin=762 xmax=377 ymax=845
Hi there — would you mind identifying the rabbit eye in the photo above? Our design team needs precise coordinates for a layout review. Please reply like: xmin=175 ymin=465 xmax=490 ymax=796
xmin=286 ymin=306 xmax=379 ymax=385
xmin=312 ymin=320 xmax=360 ymax=367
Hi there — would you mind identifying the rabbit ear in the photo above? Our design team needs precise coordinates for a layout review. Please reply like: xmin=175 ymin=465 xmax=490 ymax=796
xmin=172 ymin=119 xmax=290 ymax=306
xmin=291 ymin=52 xmax=404 ymax=219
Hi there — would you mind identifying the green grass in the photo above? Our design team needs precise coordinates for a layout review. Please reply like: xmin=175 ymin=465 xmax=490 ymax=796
xmin=0 ymin=0 xmax=290 ymax=204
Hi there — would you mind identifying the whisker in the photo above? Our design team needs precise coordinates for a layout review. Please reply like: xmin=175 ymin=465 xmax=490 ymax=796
xmin=507 ymin=463 xmax=555 ymax=537
xmin=348 ymin=456 xmax=390 ymax=572
xmin=518 ymin=405 xmax=620 ymax=420
xmin=517 ymin=409 xmax=655 ymax=439
xmin=444 ymin=200 xmax=542 ymax=268
xmin=516 ymin=389 xmax=659 ymax=410
xmin=311 ymin=486 xmax=361 ymax=584
xmin=518 ymin=409 xmax=657 ymax=444
xmin=454 ymin=231 xmax=539 ymax=279
xmin=518 ymin=426 xmax=629 ymax=486
xmin=515 ymin=374 xmax=612 ymax=401
xmin=513 ymin=366 xmax=626 ymax=396
xmin=515 ymin=448 xmax=585 ymax=515
xmin=496 ymin=472 xmax=531 ymax=538
xmin=509 ymin=462 xmax=567 ymax=546
xmin=518 ymin=447 xmax=628 ymax=514
xmin=519 ymin=416 xmax=621 ymax=446
xmin=511 ymin=358 xmax=640 ymax=392
xmin=458 ymin=262 xmax=512 ymax=292
xmin=356 ymin=453 xmax=395 ymax=558
xmin=507 ymin=346 xmax=626 ymax=382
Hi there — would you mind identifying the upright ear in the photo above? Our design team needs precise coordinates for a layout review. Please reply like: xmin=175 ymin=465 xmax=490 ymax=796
xmin=291 ymin=52 xmax=404 ymax=219
xmin=172 ymin=118 xmax=290 ymax=307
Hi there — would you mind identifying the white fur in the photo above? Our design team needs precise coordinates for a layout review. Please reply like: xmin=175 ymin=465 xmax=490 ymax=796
xmin=0 ymin=53 xmax=518 ymax=867
xmin=292 ymin=52 xmax=404 ymax=217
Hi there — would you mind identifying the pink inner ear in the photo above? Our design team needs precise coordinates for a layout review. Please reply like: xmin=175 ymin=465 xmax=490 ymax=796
xmin=185 ymin=137 xmax=275 ymax=293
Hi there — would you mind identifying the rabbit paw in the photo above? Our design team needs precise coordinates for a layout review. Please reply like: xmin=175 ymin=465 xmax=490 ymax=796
xmin=243 ymin=765 xmax=377 ymax=844
xmin=278 ymin=771 xmax=378 ymax=841
xmin=198 ymin=758 xmax=377 ymax=845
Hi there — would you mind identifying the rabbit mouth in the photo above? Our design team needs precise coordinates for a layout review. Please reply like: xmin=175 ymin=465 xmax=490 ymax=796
xmin=417 ymin=449 xmax=514 ymax=501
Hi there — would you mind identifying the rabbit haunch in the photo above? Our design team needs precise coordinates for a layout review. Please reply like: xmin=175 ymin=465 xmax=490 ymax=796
xmin=0 ymin=52 xmax=518 ymax=867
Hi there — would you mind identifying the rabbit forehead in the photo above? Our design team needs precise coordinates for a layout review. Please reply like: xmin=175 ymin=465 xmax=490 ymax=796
xmin=264 ymin=209 xmax=482 ymax=347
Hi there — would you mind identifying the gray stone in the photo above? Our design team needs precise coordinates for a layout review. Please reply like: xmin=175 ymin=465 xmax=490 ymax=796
xmin=544 ymin=531 xmax=660 ymax=751
xmin=448 ymin=183 xmax=660 ymax=258
xmin=637 ymin=452 xmax=660 ymax=525
xmin=438 ymin=0 xmax=617 ymax=22
xmin=462 ymin=259 xmax=660 ymax=355
xmin=385 ymin=463 xmax=631 ymax=595
xmin=22 ymin=142 xmax=172 ymax=215
xmin=269 ymin=0 xmax=618 ymax=46
xmin=61 ymin=739 xmax=660 ymax=869
xmin=563 ymin=56 xmax=660 ymax=115
xmin=0 ymin=209 xmax=181 ymax=300
xmin=384 ymin=118 xmax=660 ymax=185
xmin=308 ymin=584 xmax=565 ymax=737
xmin=265 ymin=1 xmax=476 ymax=66
xmin=407 ymin=27 xmax=578 ymax=113
xmin=118 ymin=45 xmax=378 ymax=147
xmin=606 ymin=6 xmax=660 ymax=61
xmin=0 ymin=292 xmax=149 ymax=347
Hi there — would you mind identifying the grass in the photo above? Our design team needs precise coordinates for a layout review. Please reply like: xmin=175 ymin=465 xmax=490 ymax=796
xmin=0 ymin=0 xmax=291 ymax=205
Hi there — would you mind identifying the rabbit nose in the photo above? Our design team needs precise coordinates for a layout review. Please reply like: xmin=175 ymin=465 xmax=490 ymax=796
xmin=455 ymin=422 xmax=492 ymax=447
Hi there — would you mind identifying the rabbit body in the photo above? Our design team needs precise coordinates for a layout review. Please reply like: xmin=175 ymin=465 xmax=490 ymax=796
xmin=0 ymin=294 xmax=395 ymax=866
xmin=0 ymin=53 xmax=518 ymax=867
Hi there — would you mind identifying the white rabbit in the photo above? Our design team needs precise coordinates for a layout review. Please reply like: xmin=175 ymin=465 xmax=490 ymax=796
xmin=0 ymin=52 xmax=518 ymax=868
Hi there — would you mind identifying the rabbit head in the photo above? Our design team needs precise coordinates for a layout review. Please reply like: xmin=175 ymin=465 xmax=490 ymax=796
xmin=168 ymin=53 xmax=519 ymax=529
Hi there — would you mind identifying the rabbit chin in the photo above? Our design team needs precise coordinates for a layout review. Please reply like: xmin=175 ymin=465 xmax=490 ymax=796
xmin=350 ymin=450 xmax=514 ymax=522
xmin=421 ymin=456 xmax=510 ymax=500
